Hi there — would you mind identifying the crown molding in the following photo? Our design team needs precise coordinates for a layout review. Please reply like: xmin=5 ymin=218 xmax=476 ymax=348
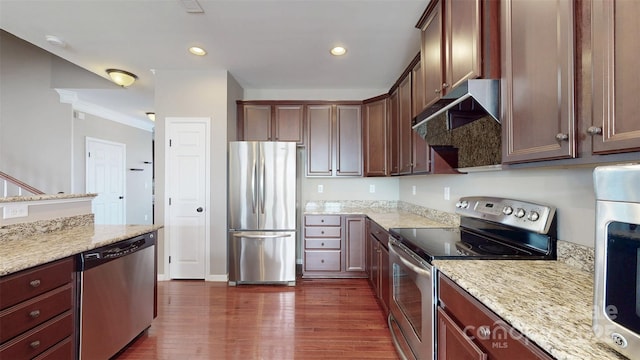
xmin=55 ymin=89 xmax=154 ymax=132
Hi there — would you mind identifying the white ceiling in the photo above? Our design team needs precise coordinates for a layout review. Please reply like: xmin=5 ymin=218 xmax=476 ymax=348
xmin=0 ymin=0 xmax=428 ymax=127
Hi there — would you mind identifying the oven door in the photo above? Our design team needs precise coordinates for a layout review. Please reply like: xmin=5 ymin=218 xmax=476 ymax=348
xmin=594 ymin=200 xmax=640 ymax=358
xmin=388 ymin=237 xmax=435 ymax=360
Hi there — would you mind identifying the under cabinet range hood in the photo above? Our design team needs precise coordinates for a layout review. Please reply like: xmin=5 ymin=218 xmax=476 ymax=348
xmin=412 ymin=79 xmax=502 ymax=170
xmin=412 ymin=79 xmax=500 ymax=130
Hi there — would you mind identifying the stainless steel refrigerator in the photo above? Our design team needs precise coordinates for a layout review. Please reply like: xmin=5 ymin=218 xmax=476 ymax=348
xmin=228 ymin=141 xmax=297 ymax=285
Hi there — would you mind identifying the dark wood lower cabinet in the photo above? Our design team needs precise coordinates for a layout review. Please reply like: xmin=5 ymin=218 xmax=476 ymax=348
xmin=367 ymin=218 xmax=391 ymax=315
xmin=438 ymin=273 xmax=552 ymax=360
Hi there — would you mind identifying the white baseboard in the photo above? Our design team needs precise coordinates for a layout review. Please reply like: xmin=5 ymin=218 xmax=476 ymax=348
xmin=157 ymin=273 xmax=169 ymax=281
xmin=205 ymin=274 xmax=229 ymax=282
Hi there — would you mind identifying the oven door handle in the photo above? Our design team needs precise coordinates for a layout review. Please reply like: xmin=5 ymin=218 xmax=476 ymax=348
xmin=389 ymin=241 xmax=432 ymax=278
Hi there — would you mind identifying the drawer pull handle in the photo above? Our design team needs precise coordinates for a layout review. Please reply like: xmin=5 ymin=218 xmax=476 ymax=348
xmin=29 ymin=310 xmax=41 ymax=318
xmin=321 ymin=231 xmax=324 ymax=234
xmin=29 ymin=340 xmax=41 ymax=349
xmin=321 ymin=242 xmax=325 ymax=247
xmin=321 ymin=219 xmax=325 ymax=223
xmin=321 ymin=259 xmax=325 ymax=263
xmin=29 ymin=280 xmax=41 ymax=288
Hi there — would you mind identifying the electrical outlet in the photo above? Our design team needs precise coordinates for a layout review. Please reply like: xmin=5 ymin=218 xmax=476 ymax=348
xmin=444 ymin=187 xmax=450 ymax=200
xmin=412 ymin=185 xmax=416 ymax=195
xmin=369 ymin=184 xmax=376 ymax=193
xmin=317 ymin=184 xmax=324 ymax=193
xmin=3 ymin=204 xmax=29 ymax=219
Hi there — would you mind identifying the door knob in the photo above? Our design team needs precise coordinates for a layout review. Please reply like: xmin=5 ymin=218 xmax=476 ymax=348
xmin=196 ymin=207 xmax=203 ymax=213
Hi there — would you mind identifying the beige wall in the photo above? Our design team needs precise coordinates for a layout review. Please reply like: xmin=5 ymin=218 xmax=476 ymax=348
xmin=399 ymin=166 xmax=598 ymax=247
xmin=154 ymin=69 xmax=243 ymax=279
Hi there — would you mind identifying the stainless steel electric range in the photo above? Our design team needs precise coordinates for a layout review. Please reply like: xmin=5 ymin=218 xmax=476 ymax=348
xmin=386 ymin=196 xmax=557 ymax=360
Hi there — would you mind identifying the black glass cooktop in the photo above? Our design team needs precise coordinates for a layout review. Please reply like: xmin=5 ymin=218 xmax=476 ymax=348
xmin=389 ymin=225 xmax=554 ymax=263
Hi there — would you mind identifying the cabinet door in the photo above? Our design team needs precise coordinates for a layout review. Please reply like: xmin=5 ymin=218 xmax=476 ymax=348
xmin=379 ymin=244 xmax=390 ymax=315
xmin=363 ymin=99 xmax=388 ymax=176
xmin=398 ymin=75 xmax=413 ymax=175
xmin=412 ymin=133 xmax=430 ymax=174
xmin=412 ymin=59 xmax=425 ymax=118
xmin=274 ymin=105 xmax=304 ymax=144
xmin=437 ymin=308 xmax=488 ymax=360
xmin=242 ymin=105 xmax=272 ymax=141
xmin=369 ymin=235 xmax=380 ymax=297
xmin=306 ymin=105 xmax=333 ymax=176
xmin=336 ymin=105 xmax=363 ymax=176
xmin=445 ymin=0 xmax=482 ymax=92
xmin=345 ymin=216 xmax=365 ymax=272
xmin=421 ymin=1 xmax=444 ymax=108
xmin=591 ymin=0 xmax=640 ymax=154
xmin=389 ymin=90 xmax=400 ymax=175
xmin=501 ymin=0 xmax=575 ymax=163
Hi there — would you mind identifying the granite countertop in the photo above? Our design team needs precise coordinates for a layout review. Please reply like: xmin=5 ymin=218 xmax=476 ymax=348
xmin=434 ymin=260 xmax=627 ymax=360
xmin=0 ymin=193 xmax=97 ymax=203
xmin=304 ymin=203 xmax=452 ymax=230
xmin=0 ymin=224 xmax=162 ymax=276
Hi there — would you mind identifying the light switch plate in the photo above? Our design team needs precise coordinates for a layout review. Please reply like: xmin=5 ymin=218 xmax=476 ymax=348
xmin=317 ymin=185 xmax=324 ymax=193
xmin=369 ymin=184 xmax=375 ymax=193
xmin=3 ymin=204 xmax=29 ymax=219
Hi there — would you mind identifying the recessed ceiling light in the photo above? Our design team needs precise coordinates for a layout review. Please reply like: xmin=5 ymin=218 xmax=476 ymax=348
xmin=330 ymin=46 xmax=347 ymax=56
xmin=145 ymin=112 xmax=156 ymax=121
xmin=189 ymin=46 xmax=207 ymax=56
xmin=45 ymin=35 xmax=67 ymax=48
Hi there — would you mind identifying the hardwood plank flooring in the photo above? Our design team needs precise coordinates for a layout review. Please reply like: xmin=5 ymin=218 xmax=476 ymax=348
xmin=116 ymin=278 xmax=400 ymax=360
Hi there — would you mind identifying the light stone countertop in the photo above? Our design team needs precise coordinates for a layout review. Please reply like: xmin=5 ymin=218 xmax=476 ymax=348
xmin=433 ymin=260 xmax=627 ymax=360
xmin=0 ymin=193 xmax=97 ymax=203
xmin=0 ymin=224 xmax=162 ymax=276
xmin=304 ymin=204 xmax=453 ymax=230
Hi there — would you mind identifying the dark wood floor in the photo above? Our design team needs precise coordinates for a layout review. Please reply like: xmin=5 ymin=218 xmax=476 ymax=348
xmin=116 ymin=278 xmax=400 ymax=360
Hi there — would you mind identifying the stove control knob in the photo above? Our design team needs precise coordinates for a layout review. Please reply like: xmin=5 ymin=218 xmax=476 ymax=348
xmin=528 ymin=211 xmax=540 ymax=222
xmin=502 ymin=206 xmax=513 ymax=215
xmin=455 ymin=200 xmax=469 ymax=209
xmin=515 ymin=208 xmax=526 ymax=218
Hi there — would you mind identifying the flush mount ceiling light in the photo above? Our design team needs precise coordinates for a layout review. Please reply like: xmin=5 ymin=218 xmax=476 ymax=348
xmin=189 ymin=46 xmax=207 ymax=56
xmin=145 ymin=112 xmax=156 ymax=121
xmin=106 ymin=69 xmax=138 ymax=87
xmin=330 ymin=46 xmax=347 ymax=56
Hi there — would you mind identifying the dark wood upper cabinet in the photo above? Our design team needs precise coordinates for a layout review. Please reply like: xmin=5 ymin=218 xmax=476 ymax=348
xmin=411 ymin=60 xmax=430 ymax=174
xmin=398 ymin=75 xmax=413 ymax=175
xmin=389 ymin=89 xmax=400 ymax=175
xmin=501 ymin=0 xmax=575 ymax=164
xmin=590 ymin=0 xmax=640 ymax=154
xmin=363 ymin=96 xmax=389 ymax=177
xmin=307 ymin=104 xmax=362 ymax=177
xmin=237 ymin=102 xmax=304 ymax=145
xmin=416 ymin=0 xmax=499 ymax=115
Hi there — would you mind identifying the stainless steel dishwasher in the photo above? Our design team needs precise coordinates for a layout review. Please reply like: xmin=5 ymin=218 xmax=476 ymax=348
xmin=77 ymin=232 xmax=156 ymax=360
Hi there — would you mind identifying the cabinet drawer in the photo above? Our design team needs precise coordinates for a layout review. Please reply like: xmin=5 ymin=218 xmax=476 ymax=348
xmin=304 ymin=251 xmax=341 ymax=271
xmin=0 ymin=258 xmax=74 ymax=310
xmin=305 ymin=226 xmax=341 ymax=238
xmin=0 ymin=284 xmax=73 ymax=343
xmin=305 ymin=215 xmax=341 ymax=226
xmin=0 ymin=311 xmax=73 ymax=360
xmin=439 ymin=274 xmax=552 ymax=359
xmin=32 ymin=336 xmax=73 ymax=360
xmin=305 ymin=239 xmax=341 ymax=250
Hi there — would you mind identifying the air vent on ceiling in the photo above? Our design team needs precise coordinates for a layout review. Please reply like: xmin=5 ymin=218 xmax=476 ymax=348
xmin=180 ymin=0 xmax=204 ymax=13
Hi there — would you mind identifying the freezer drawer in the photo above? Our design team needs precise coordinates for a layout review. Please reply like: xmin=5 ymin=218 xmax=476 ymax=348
xmin=228 ymin=231 xmax=296 ymax=286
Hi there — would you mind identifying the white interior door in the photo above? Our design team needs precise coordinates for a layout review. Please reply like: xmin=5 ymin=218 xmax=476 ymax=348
xmin=86 ymin=137 xmax=125 ymax=224
xmin=166 ymin=117 xmax=210 ymax=279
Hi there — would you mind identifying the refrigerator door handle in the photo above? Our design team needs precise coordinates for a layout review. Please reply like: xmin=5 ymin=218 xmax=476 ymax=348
xmin=251 ymin=159 xmax=257 ymax=214
xmin=232 ymin=233 xmax=293 ymax=239
xmin=260 ymin=155 xmax=266 ymax=214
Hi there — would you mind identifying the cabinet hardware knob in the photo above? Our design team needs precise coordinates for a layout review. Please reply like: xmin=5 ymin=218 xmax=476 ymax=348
xmin=321 ymin=231 xmax=324 ymax=234
xmin=29 ymin=280 xmax=41 ymax=288
xmin=321 ymin=242 xmax=325 ymax=247
xmin=442 ymin=83 xmax=449 ymax=89
xmin=555 ymin=133 xmax=569 ymax=141
xmin=321 ymin=259 xmax=325 ymax=263
xmin=434 ymin=89 xmax=441 ymax=94
xmin=478 ymin=326 xmax=491 ymax=339
xmin=29 ymin=340 xmax=41 ymax=349
xmin=321 ymin=219 xmax=324 ymax=223
xmin=29 ymin=310 xmax=40 ymax=318
xmin=587 ymin=126 xmax=603 ymax=135
xmin=196 ymin=207 xmax=203 ymax=212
